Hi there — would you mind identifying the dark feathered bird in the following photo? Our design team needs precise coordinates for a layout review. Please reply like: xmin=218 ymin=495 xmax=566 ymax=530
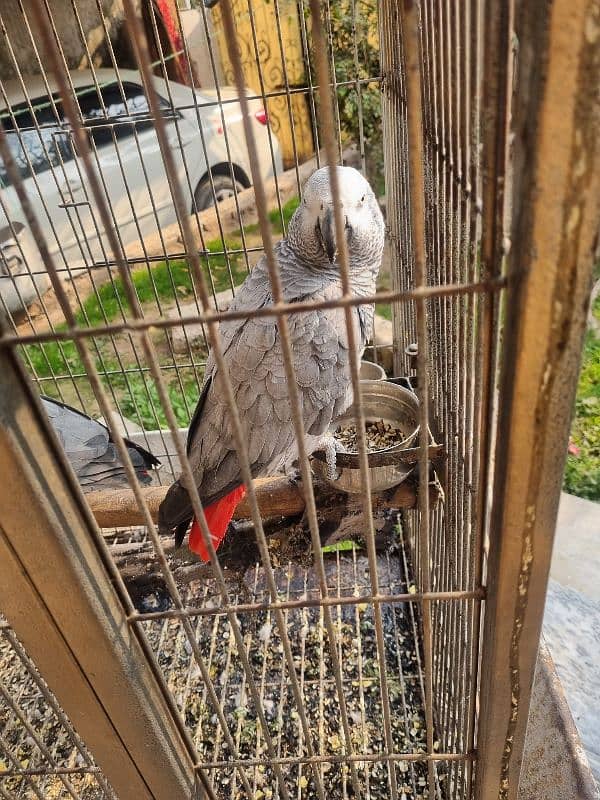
xmin=41 ymin=396 xmax=160 ymax=491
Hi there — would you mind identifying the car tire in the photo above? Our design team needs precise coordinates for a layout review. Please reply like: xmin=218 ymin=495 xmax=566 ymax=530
xmin=193 ymin=173 xmax=246 ymax=212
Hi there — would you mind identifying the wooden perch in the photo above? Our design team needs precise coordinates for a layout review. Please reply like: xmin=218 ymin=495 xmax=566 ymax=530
xmin=88 ymin=475 xmax=434 ymax=590
xmin=87 ymin=474 xmax=422 ymax=529
xmin=87 ymin=475 xmax=305 ymax=529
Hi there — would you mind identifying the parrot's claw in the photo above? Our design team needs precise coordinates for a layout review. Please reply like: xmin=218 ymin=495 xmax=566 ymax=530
xmin=321 ymin=435 xmax=346 ymax=482
xmin=285 ymin=464 xmax=302 ymax=486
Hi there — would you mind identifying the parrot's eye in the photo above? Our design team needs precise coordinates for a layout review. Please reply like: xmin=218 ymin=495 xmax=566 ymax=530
xmin=360 ymin=195 xmax=365 ymax=202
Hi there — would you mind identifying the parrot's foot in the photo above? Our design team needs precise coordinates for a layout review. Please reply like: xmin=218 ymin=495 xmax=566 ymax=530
xmin=285 ymin=464 xmax=302 ymax=487
xmin=320 ymin=434 xmax=346 ymax=482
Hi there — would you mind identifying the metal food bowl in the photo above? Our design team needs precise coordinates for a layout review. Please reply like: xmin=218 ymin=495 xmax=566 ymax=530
xmin=313 ymin=380 xmax=420 ymax=493
xmin=359 ymin=359 xmax=386 ymax=381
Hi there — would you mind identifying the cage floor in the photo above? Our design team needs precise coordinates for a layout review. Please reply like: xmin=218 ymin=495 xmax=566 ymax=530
xmin=141 ymin=548 xmax=434 ymax=800
xmin=0 ymin=544 xmax=436 ymax=800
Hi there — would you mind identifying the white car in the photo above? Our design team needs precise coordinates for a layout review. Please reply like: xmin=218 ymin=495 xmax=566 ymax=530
xmin=0 ymin=68 xmax=283 ymax=313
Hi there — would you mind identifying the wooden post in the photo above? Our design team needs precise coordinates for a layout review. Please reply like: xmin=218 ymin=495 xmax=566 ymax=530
xmin=475 ymin=0 xmax=600 ymax=797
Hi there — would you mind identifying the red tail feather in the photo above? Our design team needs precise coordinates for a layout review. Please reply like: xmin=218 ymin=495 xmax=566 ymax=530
xmin=188 ymin=485 xmax=247 ymax=562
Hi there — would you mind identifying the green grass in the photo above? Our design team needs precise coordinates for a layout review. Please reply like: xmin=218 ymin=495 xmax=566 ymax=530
xmin=376 ymin=303 xmax=392 ymax=321
xmin=106 ymin=369 xmax=200 ymax=430
xmin=23 ymin=201 xmax=302 ymax=386
xmin=76 ymin=243 xmax=248 ymax=329
xmin=322 ymin=540 xmax=357 ymax=553
xmin=22 ymin=245 xmax=248 ymax=381
xmin=22 ymin=203 xmax=301 ymax=428
xmin=241 ymin=195 xmax=299 ymax=236
xmin=21 ymin=339 xmax=83 ymax=382
xmin=78 ymin=259 xmax=194 ymax=325
xmin=564 ymin=287 xmax=600 ymax=500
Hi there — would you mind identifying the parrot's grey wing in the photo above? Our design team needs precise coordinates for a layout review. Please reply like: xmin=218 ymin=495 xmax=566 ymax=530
xmin=158 ymin=271 xmax=270 ymax=541
xmin=42 ymin=396 xmax=110 ymax=473
xmin=41 ymin=396 xmax=159 ymax=489
xmin=158 ymin=377 xmax=214 ymax=544
xmin=159 ymin=263 xmax=354 ymax=542
xmin=187 ymin=301 xmax=353 ymax=502
xmin=158 ymin=277 xmax=270 ymax=539
xmin=77 ymin=444 xmax=156 ymax=489
xmin=186 ymin=375 xmax=212 ymax=456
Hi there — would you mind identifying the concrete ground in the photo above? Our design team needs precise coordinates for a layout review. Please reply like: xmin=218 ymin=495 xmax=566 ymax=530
xmin=544 ymin=492 xmax=600 ymax=783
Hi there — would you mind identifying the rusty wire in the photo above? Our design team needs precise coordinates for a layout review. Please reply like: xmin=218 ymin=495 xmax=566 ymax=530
xmin=0 ymin=0 xmax=513 ymax=798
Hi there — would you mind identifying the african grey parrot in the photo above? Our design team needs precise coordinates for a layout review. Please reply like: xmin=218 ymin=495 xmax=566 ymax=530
xmin=41 ymin=396 xmax=160 ymax=490
xmin=158 ymin=166 xmax=385 ymax=560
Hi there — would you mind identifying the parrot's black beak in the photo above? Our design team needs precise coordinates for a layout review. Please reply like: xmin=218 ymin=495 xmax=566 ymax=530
xmin=317 ymin=207 xmax=337 ymax=264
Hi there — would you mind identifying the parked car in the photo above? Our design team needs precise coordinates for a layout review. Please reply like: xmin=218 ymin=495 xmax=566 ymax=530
xmin=0 ymin=68 xmax=283 ymax=313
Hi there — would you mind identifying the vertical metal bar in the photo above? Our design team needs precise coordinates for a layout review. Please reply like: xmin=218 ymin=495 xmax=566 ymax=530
xmin=397 ymin=2 xmax=436 ymax=797
xmin=464 ymin=2 xmax=486 ymax=796
xmin=472 ymin=0 xmax=513 ymax=591
xmin=0 ymin=352 xmax=195 ymax=800
xmin=322 ymin=0 xmax=345 ymax=163
xmin=419 ymin=5 xmax=441 ymax=690
xmin=297 ymin=0 xmax=323 ymax=167
xmin=457 ymin=3 xmax=477 ymax=795
xmin=475 ymin=0 xmax=600 ymax=796
xmin=240 ymin=0 xmax=286 ymax=225
xmin=350 ymin=0 xmax=368 ymax=178
xmin=380 ymin=0 xmax=411 ymax=378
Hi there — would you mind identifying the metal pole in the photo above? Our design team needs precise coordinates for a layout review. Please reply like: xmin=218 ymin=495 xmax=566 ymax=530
xmin=0 ymin=347 xmax=197 ymax=800
xmin=475 ymin=0 xmax=600 ymax=797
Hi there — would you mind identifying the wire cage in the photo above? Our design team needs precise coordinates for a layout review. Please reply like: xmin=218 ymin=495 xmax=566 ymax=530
xmin=0 ymin=1 xmax=598 ymax=800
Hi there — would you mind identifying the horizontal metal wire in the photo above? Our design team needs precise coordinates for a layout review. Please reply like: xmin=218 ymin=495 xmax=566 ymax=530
xmin=2 ymin=278 xmax=506 ymax=348
xmin=3 ymin=249 xmax=263 ymax=279
xmin=196 ymin=751 xmax=476 ymax=770
xmin=130 ymin=587 xmax=485 ymax=623
xmin=0 ymin=766 xmax=102 ymax=778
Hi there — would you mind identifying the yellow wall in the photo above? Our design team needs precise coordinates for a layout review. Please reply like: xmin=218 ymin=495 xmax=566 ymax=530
xmin=212 ymin=0 xmax=315 ymax=168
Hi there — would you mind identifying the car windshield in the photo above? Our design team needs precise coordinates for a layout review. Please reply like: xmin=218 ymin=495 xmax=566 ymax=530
xmin=79 ymin=82 xmax=173 ymax=147
xmin=0 ymin=81 xmax=173 ymax=187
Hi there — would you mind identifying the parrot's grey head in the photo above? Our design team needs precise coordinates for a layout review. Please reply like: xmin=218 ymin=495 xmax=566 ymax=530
xmin=287 ymin=166 xmax=384 ymax=271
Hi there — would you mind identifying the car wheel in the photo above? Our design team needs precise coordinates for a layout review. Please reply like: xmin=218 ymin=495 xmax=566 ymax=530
xmin=193 ymin=173 xmax=246 ymax=212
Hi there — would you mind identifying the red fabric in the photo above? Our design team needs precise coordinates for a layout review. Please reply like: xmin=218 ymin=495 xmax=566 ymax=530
xmin=188 ymin=486 xmax=247 ymax=562
xmin=154 ymin=0 xmax=189 ymax=86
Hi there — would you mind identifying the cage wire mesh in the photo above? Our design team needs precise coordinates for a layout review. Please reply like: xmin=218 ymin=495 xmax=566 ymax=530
xmin=0 ymin=619 xmax=116 ymax=800
xmin=0 ymin=0 xmax=512 ymax=798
